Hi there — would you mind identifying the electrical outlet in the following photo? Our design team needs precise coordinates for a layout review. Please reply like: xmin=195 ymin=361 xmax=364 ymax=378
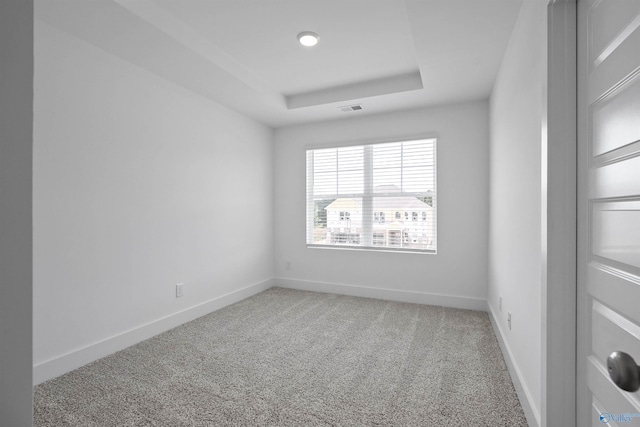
xmin=176 ymin=283 xmax=184 ymax=298
xmin=499 ymin=296 xmax=502 ymax=312
xmin=507 ymin=312 xmax=512 ymax=330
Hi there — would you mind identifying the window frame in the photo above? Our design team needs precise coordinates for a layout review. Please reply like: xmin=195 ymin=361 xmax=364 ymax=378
xmin=305 ymin=136 xmax=437 ymax=254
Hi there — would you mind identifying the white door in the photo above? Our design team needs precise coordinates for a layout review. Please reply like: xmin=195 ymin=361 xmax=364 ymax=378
xmin=577 ymin=0 xmax=640 ymax=425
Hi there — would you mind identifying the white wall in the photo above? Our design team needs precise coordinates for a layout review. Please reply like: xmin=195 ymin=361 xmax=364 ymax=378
xmin=488 ymin=0 xmax=547 ymax=424
xmin=33 ymin=21 xmax=275 ymax=383
xmin=274 ymin=101 xmax=489 ymax=309
xmin=0 ymin=1 xmax=33 ymax=424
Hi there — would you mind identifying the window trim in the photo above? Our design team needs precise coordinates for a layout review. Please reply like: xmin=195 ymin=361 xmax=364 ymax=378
xmin=305 ymin=135 xmax=438 ymax=254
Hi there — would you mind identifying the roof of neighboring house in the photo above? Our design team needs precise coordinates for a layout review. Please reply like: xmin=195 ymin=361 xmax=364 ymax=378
xmin=324 ymin=198 xmax=361 ymax=211
xmin=325 ymin=196 xmax=432 ymax=211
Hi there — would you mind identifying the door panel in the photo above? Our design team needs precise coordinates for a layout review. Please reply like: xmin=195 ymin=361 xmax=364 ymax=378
xmin=591 ymin=72 xmax=640 ymax=157
xmin=591 ymin=201 xmax=640 ymax=269
xmin=588 ymin=266 xmax=640 ymax=323
xmin=587 ymin=357 xmax=640 ymax=414
xmin=588 ymin=19 xmax=640 ymax=102
xmin=588 ymin=0 xmax=640 ymax=63
xmin=591 ymin=157 xmax=640 ymax=198
xmin=592 ymin=300 xmax=640 ymax=366
xmin=579 ymin=0 xmax=640 ymax=425
xmin=591 ymin=397 xmax=614 ymax=427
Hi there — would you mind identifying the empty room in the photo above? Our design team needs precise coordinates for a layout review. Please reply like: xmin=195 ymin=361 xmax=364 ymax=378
xmin=4 ymin=0 xmax=640 ymax=426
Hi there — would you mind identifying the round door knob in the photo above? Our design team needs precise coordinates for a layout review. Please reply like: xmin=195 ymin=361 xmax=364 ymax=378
xmin=607 ymin=351 xmax=640 ymax=392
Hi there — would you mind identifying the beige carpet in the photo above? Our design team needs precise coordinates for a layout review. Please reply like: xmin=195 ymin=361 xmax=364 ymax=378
xmin=34 ymin=287 xmax=528 ymax=426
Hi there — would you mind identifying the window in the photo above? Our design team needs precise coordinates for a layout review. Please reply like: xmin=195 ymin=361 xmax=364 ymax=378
xmin=306 ymin=138 xmax=437 ymax=252
xmin=373 ymin=232 xmax=385 ymax=246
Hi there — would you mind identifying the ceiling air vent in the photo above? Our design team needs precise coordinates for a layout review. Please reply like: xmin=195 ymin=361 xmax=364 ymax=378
xmin=339 ymin=104 xmax=363 ymax=112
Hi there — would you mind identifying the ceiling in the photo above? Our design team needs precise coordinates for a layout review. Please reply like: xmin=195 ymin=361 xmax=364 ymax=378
xmin=35 ymin=0 xmax=522 ymax=128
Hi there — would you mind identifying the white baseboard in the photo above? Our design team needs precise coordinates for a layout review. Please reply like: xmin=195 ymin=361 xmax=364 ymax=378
xmin=275 ymin=277 xmax=487 ymax=311
xmin=33 ymin=278 xmax=275 ymax=385
xmin=488 ymin=304 xmax=541 ymax=427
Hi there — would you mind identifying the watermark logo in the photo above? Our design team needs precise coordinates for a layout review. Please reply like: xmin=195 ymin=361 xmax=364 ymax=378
xmin=600 ymin=412 xmax=640 ymax=424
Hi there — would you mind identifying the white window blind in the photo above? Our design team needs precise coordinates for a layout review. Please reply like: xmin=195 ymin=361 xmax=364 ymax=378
xmin=306 ymin=138 xmax=437 ymax=253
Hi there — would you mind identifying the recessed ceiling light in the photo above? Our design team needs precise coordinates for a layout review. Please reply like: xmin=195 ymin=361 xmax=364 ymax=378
xmin=297 ymin=31 xmax=319 ymax=47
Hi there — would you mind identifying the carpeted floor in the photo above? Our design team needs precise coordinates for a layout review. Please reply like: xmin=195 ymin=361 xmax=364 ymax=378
xmin=34 ymin=287 xmax=528 ymax=426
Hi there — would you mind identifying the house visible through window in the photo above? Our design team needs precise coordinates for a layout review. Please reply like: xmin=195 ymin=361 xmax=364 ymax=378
xmin=306 ymin=138 xmax=437 ymax=252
